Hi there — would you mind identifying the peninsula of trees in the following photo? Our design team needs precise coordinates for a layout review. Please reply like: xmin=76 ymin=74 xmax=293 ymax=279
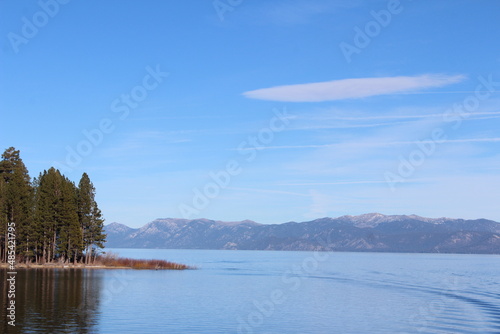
xmin=0 ymin=147 xmax=106 ymax=265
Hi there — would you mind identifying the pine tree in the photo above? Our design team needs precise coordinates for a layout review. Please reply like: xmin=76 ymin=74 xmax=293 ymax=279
xmin=34 ymin=168 xmax=59 ymax=263
xmin=31 ymin=175 xmax=42 ymax=263
xmin=57 ymin=176 xmax=82 ymax=264
xmin=78 ymin=173 xmax=106 ymax=264
xmin=0 ymin=175 xmax=7 ymax=262
xmin=0 ymin=147 xmax=34 ymax=263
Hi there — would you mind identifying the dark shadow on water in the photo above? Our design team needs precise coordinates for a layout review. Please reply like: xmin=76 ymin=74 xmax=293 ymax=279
xmin=1 ymin=268 xmax=103 ymax=334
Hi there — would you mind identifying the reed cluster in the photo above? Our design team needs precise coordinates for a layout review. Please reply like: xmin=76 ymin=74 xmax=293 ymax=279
xmin=95 ymin=252 xmax=192 ymax=270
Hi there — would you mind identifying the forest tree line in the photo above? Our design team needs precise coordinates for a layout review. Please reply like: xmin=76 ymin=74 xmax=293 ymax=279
xmin=0 ymin=147 xmax=106 ymax=264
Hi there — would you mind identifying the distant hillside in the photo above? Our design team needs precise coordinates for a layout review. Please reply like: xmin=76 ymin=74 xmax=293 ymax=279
xmin=104 ymin=213 xmax=500 ymax=254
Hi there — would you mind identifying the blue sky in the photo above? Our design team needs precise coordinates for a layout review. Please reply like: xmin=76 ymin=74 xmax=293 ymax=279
xmin=1 ymin=0 xmax=499 ymax=227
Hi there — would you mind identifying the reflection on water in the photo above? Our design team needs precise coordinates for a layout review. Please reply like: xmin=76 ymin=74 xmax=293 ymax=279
xmin=1 ymin=269 xmax=102 ymax=334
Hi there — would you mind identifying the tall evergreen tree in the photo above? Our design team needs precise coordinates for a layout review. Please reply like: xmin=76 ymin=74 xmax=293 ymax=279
xmin=0 ymin=147 xmax=34 ymax=263
xmin=34 ymin=168 xmax=59 ymax=263
xmin=31 ymin=175 xmax=42 ymax=263
xmin=0 ymin=175 xmax=7 ymax=262
xmin=78 ymin=173 xmax=106 ymax=264
xmin=57 ymin=176 xmax=82 ymax=263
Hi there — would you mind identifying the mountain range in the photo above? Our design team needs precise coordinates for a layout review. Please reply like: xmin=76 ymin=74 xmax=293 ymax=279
xmin=104 ymin=213 xmax=500 ymax=254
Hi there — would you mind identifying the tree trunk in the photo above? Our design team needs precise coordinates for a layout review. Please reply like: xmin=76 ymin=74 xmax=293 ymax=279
xmin=42 ymin=244 xmax=46 ymax=264
xmin=52 ymin=230 xmax=56 ymax=262
xmin=2 ymin=231 xmax=6 ymax=262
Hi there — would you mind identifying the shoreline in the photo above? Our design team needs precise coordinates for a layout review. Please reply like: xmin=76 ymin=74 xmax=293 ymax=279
xmin=0 ymin=262 xmax=194 ymax=270
xmin=0 ymin=263 xmax=130 ymax=270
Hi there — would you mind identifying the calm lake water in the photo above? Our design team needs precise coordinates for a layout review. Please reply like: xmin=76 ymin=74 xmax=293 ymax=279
xmin=2 ymin=249 xmax=499 ymax=333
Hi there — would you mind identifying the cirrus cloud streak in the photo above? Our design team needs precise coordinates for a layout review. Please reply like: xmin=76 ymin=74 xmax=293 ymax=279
xmin=243 ymin=74 xmax=466 ymax=102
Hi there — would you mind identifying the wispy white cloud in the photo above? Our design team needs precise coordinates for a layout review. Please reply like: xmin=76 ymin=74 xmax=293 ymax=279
xmin=288 ymin=120 xmax=413 ymax=131
xmin=278 ymin=180 xmax=417 ymax=186
xmin=226 ymin=186 xmax=309 ymax=197
xmin=308 ymin=110 xmax=500 ymax=121
xmin=240 ymin=0 xmax=359 ymax=26
xmin=243 ymin=74 xmax=466 ymax=102
xmin=236 ymin=137 xmax=500 ymax=151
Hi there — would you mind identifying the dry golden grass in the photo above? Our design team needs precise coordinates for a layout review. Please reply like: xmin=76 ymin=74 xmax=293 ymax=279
xmin=95 ymin=252 xmax=193 ymax=270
